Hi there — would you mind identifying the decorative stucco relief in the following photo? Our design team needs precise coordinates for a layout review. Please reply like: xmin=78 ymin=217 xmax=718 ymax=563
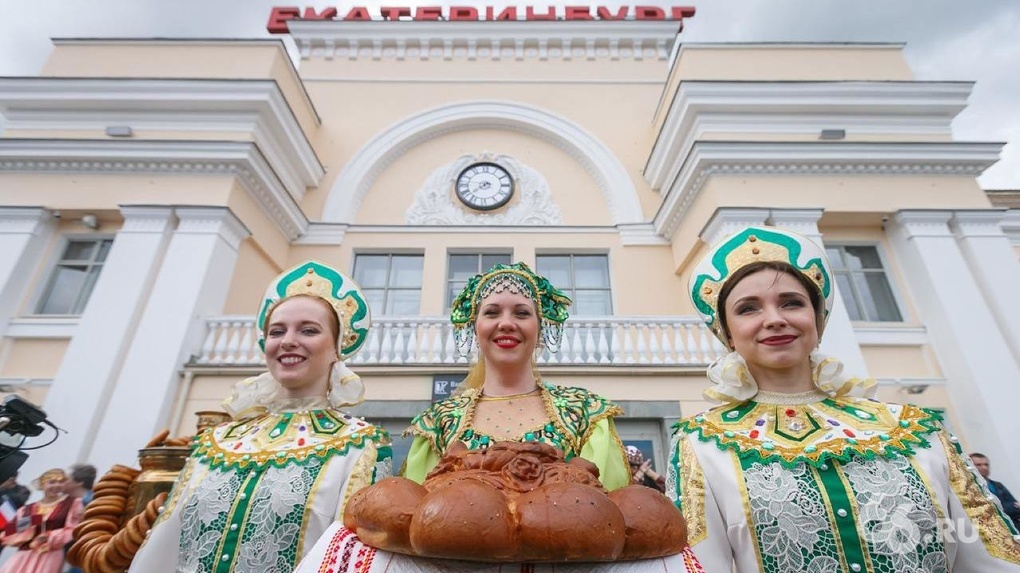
xmin=405 ymin=154 xmax=563 ymax=225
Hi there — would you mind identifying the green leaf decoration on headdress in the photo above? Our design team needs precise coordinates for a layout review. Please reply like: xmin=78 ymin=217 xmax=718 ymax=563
xmin=450 ymin=262 xmax=571 ymax=354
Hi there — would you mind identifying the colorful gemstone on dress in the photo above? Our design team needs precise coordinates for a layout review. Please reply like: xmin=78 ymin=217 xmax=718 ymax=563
xmin=270 ymin=430 xmax=281 ymax=437
xmin=298 ymin=438 xmax=306 ymax=446
xmin=855 ymin=410 xmax=871 ymax=418
xmin=879 ymin=433 xmax=890 ymax=441
xmin=695 ymin=416 xmax=704 ymax=423
xmin=723 ymin=431 xmax=735 ymax=438
xmin=805 ymin=445 xmax=817 ymax=453
xmin=788 ymin=421 xmax=805 ymax=431
xmin=299 ymin=425 xmax=306 ymax=431
xmin=233 ymin=443 xmax=242 ymax=450
xmin=726 ymin=411 xmax=739 ymax=419
xmin=276 ymin=451 xmax=285 ymax=457
xmin=749 ymin=430 xmax=759 ymax=439
xmin=755 ymin=419 xmax=765 ymax=426
xmin=525 ymin=432 xmax=535 ymax=441
xmin=828 ymin=419 xmax=840 ymax=426
xmin=314 ymin=445 xmax=324 ymax=451
xmin=762 ymin=441 xmax=775 ymax=450
xmin=785 ymin=409 xmax=796 ymax=417
xmin=900 ymin=420 xmax=910 ymax=427
xmin=846 ymin=438 xmax=857 ymax=445
xmin=843 ymin=429 xmax=856 ymax=438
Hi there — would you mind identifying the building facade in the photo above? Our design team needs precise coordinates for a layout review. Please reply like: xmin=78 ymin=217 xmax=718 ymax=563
xmin=0 ymin=17 xmax=1018 ymax=480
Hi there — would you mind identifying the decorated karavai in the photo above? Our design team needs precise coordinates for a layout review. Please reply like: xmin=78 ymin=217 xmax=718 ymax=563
xmin=407 ymin=261 xmax=629 ymax=489
xmin=669 ymin=225 xmax=1020 ymax=572
xmin=128 ymin=261 xmax=391 ymax=573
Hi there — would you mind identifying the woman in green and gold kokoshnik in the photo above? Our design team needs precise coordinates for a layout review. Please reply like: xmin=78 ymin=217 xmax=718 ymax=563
xmin=403 ymin=262 xmax=630 ymax=491
xmin=128 ymin=261 xmax=391 ymax=573
xmin=669 ymin=225 xmax=1020 ymax=573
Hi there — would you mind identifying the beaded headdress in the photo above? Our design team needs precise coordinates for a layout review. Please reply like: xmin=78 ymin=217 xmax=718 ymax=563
xmin=689 ymin=226 xmax=834 ymax=345
xmin=255 ymin=261 xmax=371 ymax=360
xmin=450 ymin=262 xmax=571 ymax=354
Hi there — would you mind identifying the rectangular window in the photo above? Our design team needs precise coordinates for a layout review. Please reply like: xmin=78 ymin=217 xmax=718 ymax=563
xmin=535 ymin=254 xmax=613 ymax=316
xmin=445 ymin=252 xmax=512 ymax=310
xmin=352 ymin=254 xmax=424 ymax=316
xmin=35 ymin=238 xmax=114 ymax=315
xmin=825 ymin=245 xmax=903 ymax=322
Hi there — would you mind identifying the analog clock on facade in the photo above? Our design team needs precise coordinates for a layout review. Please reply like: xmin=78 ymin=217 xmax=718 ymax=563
xmin=454 ymin=162 xmax=514 ymax=211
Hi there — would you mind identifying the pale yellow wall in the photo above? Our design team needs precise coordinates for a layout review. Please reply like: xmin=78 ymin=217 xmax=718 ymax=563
xmin=0 ymin=338 xmax=69 ymax=379
xmin=677 ymin=45 xmax=914 ymax=80
xmin=655 ymin=44 xmax=913 ymax=130
xmin=301 ymin=80 xmax=663 ymax=220
xmin=41 ymin=41 xmax=319 ymax=136
xmin=861 ymin=346 xmax=943 ymax=379
xmin=1 ymin=129 xmax=254 ymax=142
xmin=355 ymin=129 xmax=609 ymax=225
xmin=222 ymin=239 xmax=285 ymax=315
xmin=226 ymin=182 xmax=292 ymax=267
xmin=0 ymin=387 xmax=50 ymax=412
xmin=0 ymin=172 xmax=234 ymax=211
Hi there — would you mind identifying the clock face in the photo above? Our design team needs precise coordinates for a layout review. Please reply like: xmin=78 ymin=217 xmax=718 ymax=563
xmin=455 ymin=162 xmax=514 ymax=211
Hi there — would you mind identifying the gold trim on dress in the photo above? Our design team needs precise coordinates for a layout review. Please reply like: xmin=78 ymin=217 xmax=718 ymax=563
xmin=679 ymin=436 xmax=707 ymax=546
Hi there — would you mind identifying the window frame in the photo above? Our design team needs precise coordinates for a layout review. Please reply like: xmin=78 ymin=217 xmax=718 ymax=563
xmin=31 ymin=234 xmax=116 ymax=317
xmin=443 ymin=250 xmax=514 ymax=312
xmin=824 ymin=242 xmax=906 ymax=323
xmin=351 ymin=252 xmax=425 ymax=317
xmin=534 ymin=252 xmax=614 ymax=317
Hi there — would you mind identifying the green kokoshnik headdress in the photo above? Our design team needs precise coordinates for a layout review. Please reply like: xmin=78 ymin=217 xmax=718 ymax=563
xmin=255 ymin=260 xmax=371 ymax=360
xmin=450 ymin=262 xmax=572 ymax=355
xmin=689 ymin=226 xmax=834 ymax=345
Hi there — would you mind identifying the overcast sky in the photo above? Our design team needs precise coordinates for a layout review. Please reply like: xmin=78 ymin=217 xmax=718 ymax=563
xmin=0 ymin=0 xmax=1017 ymax=189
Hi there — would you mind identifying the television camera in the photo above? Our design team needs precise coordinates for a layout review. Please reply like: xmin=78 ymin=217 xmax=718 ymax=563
xmin=0 ymin=395 xmax=57 ymax=482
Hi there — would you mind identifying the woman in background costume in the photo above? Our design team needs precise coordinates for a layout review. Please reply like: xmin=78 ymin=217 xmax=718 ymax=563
xmin=669 ymin=225 xmax=1020 ymax=572
xmin=129 ymin=261 xmax=391 ymax=572
xmin=0 ymin=469 xmax=83 ymax=573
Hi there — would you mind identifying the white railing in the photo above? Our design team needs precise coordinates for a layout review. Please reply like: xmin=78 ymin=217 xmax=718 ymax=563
xmin=191 ymin=315 xmax=727 ymax=368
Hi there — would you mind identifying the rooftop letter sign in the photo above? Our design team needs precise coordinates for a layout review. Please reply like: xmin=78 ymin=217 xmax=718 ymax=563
xmin=267 ymin=5 xmax=696 ymax=33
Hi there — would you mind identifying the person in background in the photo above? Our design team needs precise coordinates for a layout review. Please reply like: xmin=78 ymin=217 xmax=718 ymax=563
xmin=0 ymin=474 xmax=29 ymax=510
xmin=669 ymin=225 xmax=1020 ymax=572
xmin=64 ymin=464 xmax=96 ymax=506
xmin=0 ymin=469 xmax=83 ymax=573
xmin=626 ymin=445 xmax=665 ymax=493
xmin=972 ymin=453 xmax=1020 ymax=530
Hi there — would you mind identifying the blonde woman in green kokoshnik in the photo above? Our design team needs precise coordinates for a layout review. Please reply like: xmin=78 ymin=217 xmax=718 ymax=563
xmin=129 ymin=261 xmax=392 ymax=573
xmin=669 ymin=226 xmax=1020 ymax=573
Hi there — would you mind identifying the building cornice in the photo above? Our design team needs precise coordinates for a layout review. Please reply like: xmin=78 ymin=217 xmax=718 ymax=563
xmin=647 ymin=81 xmax=974 ymax=190
xmin=652 ymin=141 xmax=1004 ymax=241
xmin=289 ymin=20 xmax=679 ymax=62
xmin=0 ymin=139 xmax=308 ymax=240
xmin=1002 ymin=209 xmax=1020 ymax=247
xmin=0 ymin=77 xmax=323 ymax=200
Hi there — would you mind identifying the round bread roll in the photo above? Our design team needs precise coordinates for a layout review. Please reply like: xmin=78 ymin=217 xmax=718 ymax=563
xmin=344 ymin=477 xmax=427 ymax=555
xmin=515 ymin=482 xmax=625 ymax=562
xmin=410 ymin=479 xmax=518 ymax=561
xmin=609 ymin=485 xmax=689 ymax=560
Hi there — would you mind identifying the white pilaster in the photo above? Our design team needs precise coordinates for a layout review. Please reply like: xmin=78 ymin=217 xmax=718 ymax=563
xmin=888 ymin=210 xmax=1020 ymax=481
xmin=87 ymin=207 xmax=249 ymax=471
xmin=0 ymin=207 xmax=55 ymax=338
xmin=768 ymin=209 xmax=869 ymax=379
xmin=29 ymin=206 xmax=175 ymax=478
xmin=950 ymin=210 xmax=1020 ymax=367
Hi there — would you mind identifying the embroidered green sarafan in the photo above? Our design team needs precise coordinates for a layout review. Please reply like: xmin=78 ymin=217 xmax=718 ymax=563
xmin=406 ymin=382 xmax=622 ymax=458
xmin=194 ymin=409 xmax=390 ymax=471
xmin=675 ymin=398 xmax=942 ymax=468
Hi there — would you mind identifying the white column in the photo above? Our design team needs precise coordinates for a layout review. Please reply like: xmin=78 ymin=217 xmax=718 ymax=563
xmin=888 ymin=210 xmax=1020 ymax=481
xmin=768 ymin=209 xmax=869 ymax=379
xmin=0 ymin=207 xmax=55 ymax=338
xmin=699 ymin=207 xmax=770 ymax=245
xmin=88 ymin=207 xmax=249 ymax=471
xmin=950 ymin=210 xmax=1020 ymax=367
xmin=28 ymin=207 xmax=175 ymax=478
